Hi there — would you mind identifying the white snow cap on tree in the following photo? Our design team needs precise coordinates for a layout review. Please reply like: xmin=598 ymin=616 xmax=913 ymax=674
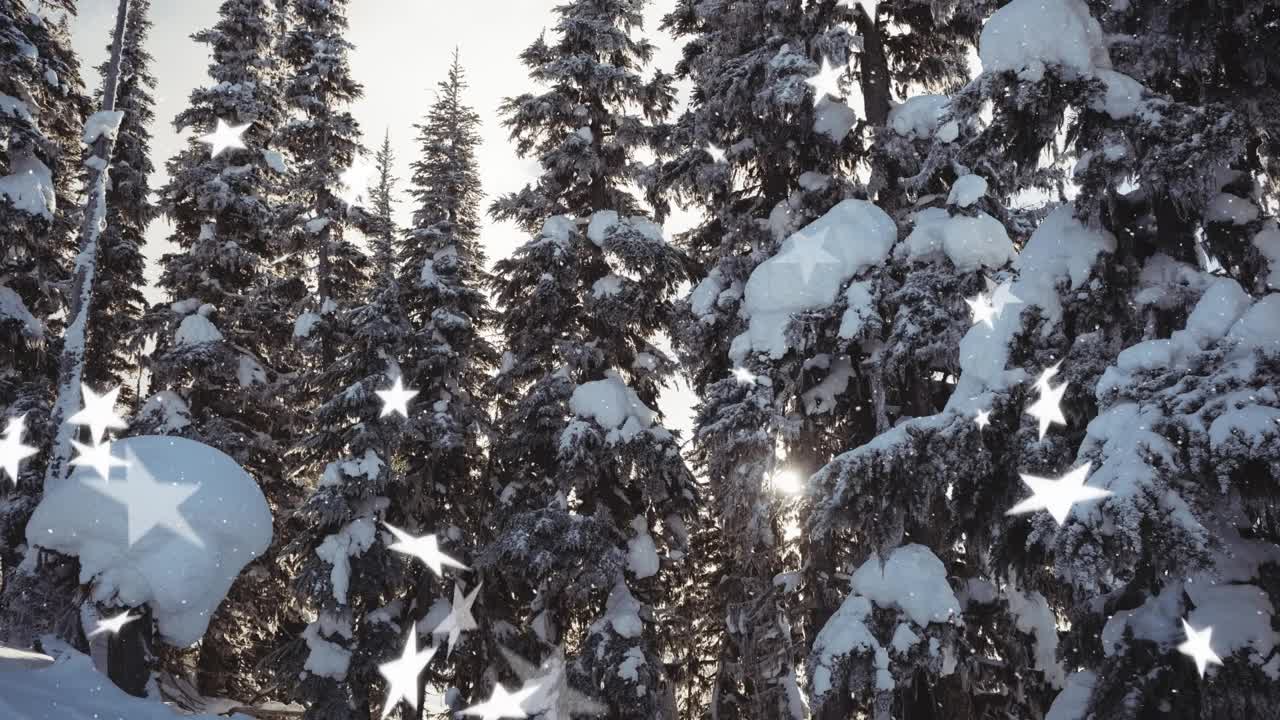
xmin=26 ymin=436 xmax=273 ymax=646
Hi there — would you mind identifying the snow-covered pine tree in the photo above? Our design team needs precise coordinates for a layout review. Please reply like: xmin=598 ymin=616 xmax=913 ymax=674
xmin=138 ymin=0 xmax=298 ymax=698
xmin=0 ymin=0 xmax=90 ymax=641
xmin=398 ymin=51 xmax=495 ymax=701
xmin=803 ymin=0 xmax=1280 ymax=717
xmin=479 ymin=2 xmax=696 ymax=717
xmin=83 ymin=0 xmax=154 ymax=408
xmin=369 ymin=129 xmax=394 ymax=278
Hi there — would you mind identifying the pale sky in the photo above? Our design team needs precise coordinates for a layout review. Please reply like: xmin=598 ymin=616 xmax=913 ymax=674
xmin=68 ymin=0 xmax=698 ymax=434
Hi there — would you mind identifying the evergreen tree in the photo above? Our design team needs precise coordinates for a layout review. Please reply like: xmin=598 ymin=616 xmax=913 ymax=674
xmin=479 ymin=2 xmax=695 ymax=717
xmin=139 ymin=0 xmax=299 ymax=698
xmin=0 ymin=0 xmax=90 ymax=643
xmin=83 ymin=0 xmax=155 ymax=407
xmin=398 ymin=51 xmax=495 ymax=701
xmin=370 ymin=129 xmax=395 ymax=278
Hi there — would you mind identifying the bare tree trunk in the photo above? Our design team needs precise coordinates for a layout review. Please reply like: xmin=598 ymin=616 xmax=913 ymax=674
xmin=43 ymin=0 xmax=132 ymax=487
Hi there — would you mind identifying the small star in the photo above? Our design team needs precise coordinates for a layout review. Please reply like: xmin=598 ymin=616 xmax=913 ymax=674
xmin=705 ymin=144 xmax=726 ymax=163
xmin=501 ymin=646 xmax=607 ymax=720
xmin=88 ymin=610 xmax=140 ymax=638
xmin=732 ymin=367 xmax=757 ymax=384
xmin=376 ymin=376 xmax=419 ymax=418
xmin=377 ymin=628 xmax=439 ymax=719
xmin=198 ymin=118 xmax=250 ymax=158
xmin=974 ymin=409 xmax=991 ymax=430
xmin=805 ymin=57 xmax=846 ymax=105
xmin=384 ymin=523 xmax=467 ymax=577
xmin=433 ymin=582 xmax=481 ymax=656
xmin=70 ymin=439 xmax=129 ymax=481
xmin=776 ymin=235 xmax=839 ymax=284
xmin=89 ymin=446 xmax=203 ymax=547
xmin=1026 ymin=368 xmax=1069 ymax=440
xmin=966 ymin=292 xmax=998 ymax=328
xmin=1177 ymin=619 xmax=1223 ymax=678
xmin=67 ymin=384 xmax=128 ymax=444
xmin=462 ymin=682 xmax=539 ymax=720
xmin=1 ymin=415 xmax=37 ymax=486
xmin=1006 ymin=462 xmax=1110 ymax=525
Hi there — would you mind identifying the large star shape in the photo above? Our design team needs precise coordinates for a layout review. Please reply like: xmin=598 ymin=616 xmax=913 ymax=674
xmin=974 ymin=408 xmax=992 ymax=431
xmin=1 ymin=415 xmax=37 ymax=486
xmin=776 ymin=236 xmax=839 ymax=285
xmin=434 ymin=582 xmax=481 ymax=656
xmin=378 ymin=628 xmax=438 ymax=719
xmin=70 ymin=439 xmax=128 ymax=482
xmin=1026 ymin=371 xmax=1069 ymax=440
xmin=501 ymin=646 xmax=607 ymax=720
xmin=1006 ymin=462 xmax=1110 ymax=525
xmin=384 ymin=523 xmax=467 ymax=577
xmin=462 ymin=683 xmax=539 ymax=720
xmin=68 ymin=384 xmax=128 ymax=444
xmin=376 ymin=377 xmax=419 ymax=419
xmin=805 ymin=58 xmax=846 ymax=104
xmin=198 ymin=118 xmax=250 ymax=158
xmin=965 ymin=292 xmax=998 ymax=328
xmin=1177 ymin=619 xmax=1223 ymax=678
xmin=88 ymin=610 xmax=140 ymax=638
xmin=89 ymin=446 xmax=203 ymax=547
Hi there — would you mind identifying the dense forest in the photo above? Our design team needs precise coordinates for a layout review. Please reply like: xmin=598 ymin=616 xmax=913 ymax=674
xmin=1 ymin=0 xmax=1279 ymax=718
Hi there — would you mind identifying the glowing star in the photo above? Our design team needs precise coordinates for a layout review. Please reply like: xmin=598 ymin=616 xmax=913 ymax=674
xmin=706 ymin=144 xmax=727 ymax=163
xmin=1178 ymin=619 xmax=1223 ymax=678
xmin=965 ymin=292 xmax=998 ymax=328
xmin=500 ymin=646 xmax=607 ymax=719
xmin=1006 ymin=462 xmax=1110 ymax=526
xmin=1026 ymin=367 xmax=1069 ymax=440
xmin=70 ymin=439 xmax=128 ymax=481
xmin=89 ymin=446 xmax=203 ymax=547
xmin=384 ymin=523 xmax=467 ymax=577
xmin=776 ymin=235 xmax=839 ymax=284
xmin=88 ymin=610 xmax=140 ymax=638
xmin=198 ymin=118 xmax=250 ymax=158
xmin=377 ymin=628 xmax=439 ymax=719
xmin=376 ymin=376 xmax=419 ymax=418
xmin=340 ymin=158 xmax=375 ymax=203
xmin=67 ymin=384 xmax=128 ymax=444
xmin=974 ymin=408 xmax=991 ymax=430
xmin=732 ymin=367 xmax=757 ymax=384
xmin=805 ymin=57 xmax=846 ymax=104
xmin=462 ymin=683 xmax=539 ymax=720
xmin=433 ymin=582 xmax=481 ymax=656
xmin=1 ymin=415 xmax=37 ymax=486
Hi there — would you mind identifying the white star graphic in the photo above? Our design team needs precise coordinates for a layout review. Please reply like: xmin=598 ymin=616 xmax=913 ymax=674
xmin=88 ymin=610 xmax=140 ymax=638
xmin=705 ymin=143 xmax=726 ymax=163
xmin=1006 ymin=462 xmax=1110 ymax=525
xmin=377 ymin=628 xmax=438 ymax=719
xmin=732 ymin=367 xmax=757 ymax=385
xmin=198 ymin=118 xmax=250 ymax=158
xmin=776 ymin=237 xmax=840 ymax=284
xmin=974 ymin=408 xmax=991 ymax=430
xmin=433 ymin=582 xmax=480 ymax=656
xmin=462 ymin=682 xmax=539 ymax=720
xmin=384 ymin=523 xmax=467 ymax=577
xmin=805 ymin=58 xmax=846 ymax=104
xmin=1177 ymin=619 xmax=1223 ymax=678
xmin=966 ymin=292 xmax=998 ymax=328
xmin=501 ymin=646 xmax=608 ymax=720
xmin=67 ymin=384 xmax=128 ymax=444
xmin=89 ymin=446 xmax=203 ymax=547
xmin=70 ymin=439 xmax=129 ymax=481
xmin=376 ymin=376 xmax=419 ymax=418
xmin=1026 ymin=367 xmax=1069 ymax=440
xmin=1 ymin=415 xmax=37 ymax=486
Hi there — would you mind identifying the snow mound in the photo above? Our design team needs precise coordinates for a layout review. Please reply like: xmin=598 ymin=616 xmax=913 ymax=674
xmin=569 ymin=372 xmax=657 ymax=442
xmin=82 ymin=110 xmax=124 ymax=144
xmin=889 ymin=95 xmax=949 ymax=139
xmin=1045 ymin=671 xmax=1096 ymax=720
xmin=850 ymin=544 xmax=960 ymax=626
xmin=0 ymin=285 xmax=42 ymax=339
xmin=809 ymin=594 xmax=879 ymax=699
xmin=979 ymin=0 xmax=1109 ymax=80
xmin=734 ymin=199 xmax=897 ymax=360
xmin=947 ymin=175 xmax=987 ymax=208
xmin=0 ymin=150 xmax=56 ymax=220
xmin=1254 ymin=222 xmax=1280 ymax=289
xmin=0 ymin=642 xmax=251 ymax=720
xmin=815 ymin=97 xmax=858 ymax=141
xmin=175 ymin=307 xmax=223 ymax=346
xmin=899 ymin=207 xmax=1014 ymax=271
xmin=586 ymin=210 xmax=665 ymax=248
xmin=27 ymin=436 xmax=273 ymax=646
xmin=1206 ymin=193 xmax=1260 ymax=225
